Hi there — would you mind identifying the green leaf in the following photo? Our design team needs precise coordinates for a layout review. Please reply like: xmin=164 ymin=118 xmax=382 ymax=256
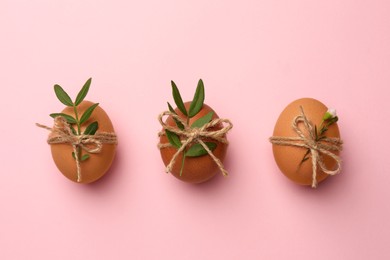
xmin=168 ymin=102 xmax=184 ymax=130
xmin=72 ymin=152 xmax=89 ymax=161
xmin=50 ymin=113 xmax=77 ymax=124
xmin=300 ymin=149 xmax=311 ymax=165
xmin=329 ymin=116 xmax=339 ymax=125
xmin=186 ymin=142 xmax=216 ymax=157
xmin=70 ymin=125 xmax=77 ymax=135
xmin=81 ymin=154 xmax=90 ymax=161
xmin=79 ymin=103 xmax=99 ymax=125
xmin=165 ymin=129 xmax=182 ymax=149
xmin=84 ymin=121 xmax=98 ymax=135
xmin=191 ymin=112 xmax=214 ymax=128
xmin=171 ymin=80 xmax=187 ymax=116
xmin=188 ymin=79 xmax=205 ymax=118
xmin=54 ymin=84 xmax=73 ymax=106
xmin=75 ymin=78 xmax=92 ymax=106
xmin=167 ymin=102 xmax=176 ymax=114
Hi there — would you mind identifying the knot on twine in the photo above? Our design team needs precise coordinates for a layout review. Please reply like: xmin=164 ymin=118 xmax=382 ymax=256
xmin=36 ymin=116 xmax=118 ymax=182
xmin=269 ymin=106 xmax=343 ymax=188
xmin=157 ymin=111 xmax=233 ymax=176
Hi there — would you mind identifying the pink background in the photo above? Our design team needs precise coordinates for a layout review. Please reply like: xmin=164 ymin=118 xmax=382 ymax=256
xmin=1 ymin=0 xmax=390 ymax=259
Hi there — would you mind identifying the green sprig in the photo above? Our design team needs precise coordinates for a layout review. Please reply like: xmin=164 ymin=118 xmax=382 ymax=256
xmin=50 ymin=78 xmax=99 ymax=163
xmin=166 ymin=79 xmax=216 ymax=176
xmin=300 ymin=110 xmax=339 ymax=165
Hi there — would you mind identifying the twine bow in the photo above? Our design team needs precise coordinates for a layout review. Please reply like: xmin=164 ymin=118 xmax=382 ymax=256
xmin=269 ymin=106 xmax=343 ymax=188
xmin=36 ymin=116 xmax=117 ymax=182
xmin=158 ymin=111 xmax=233 ymax=176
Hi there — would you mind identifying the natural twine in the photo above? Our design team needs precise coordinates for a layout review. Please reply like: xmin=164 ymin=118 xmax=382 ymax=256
xmin=157 ymin=111 xmax=233 ymax=176
xmin=36 ymin=116 xmax=118 ymax=182
xmin=269 ymin=106 xmax=343 ymax=188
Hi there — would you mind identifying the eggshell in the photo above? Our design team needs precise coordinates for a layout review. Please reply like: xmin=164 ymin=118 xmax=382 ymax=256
xmin=272 ymin=98 xmax=340 ymax=186
xmin=160 ymin=102 xmax=228 ymax=184
xmin=50 ymin=101 xmax=117 ymax=184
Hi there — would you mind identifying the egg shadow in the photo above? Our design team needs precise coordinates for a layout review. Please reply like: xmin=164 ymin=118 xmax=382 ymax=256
xmin=83 ymin=144 xmax=125 ymax=192
xmin=285 ymin=162 xmax=348 ymax=202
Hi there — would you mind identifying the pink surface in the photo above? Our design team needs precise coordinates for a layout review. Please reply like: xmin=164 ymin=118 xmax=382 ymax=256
xmin=1 ymin=0 xmax=390 ymax=259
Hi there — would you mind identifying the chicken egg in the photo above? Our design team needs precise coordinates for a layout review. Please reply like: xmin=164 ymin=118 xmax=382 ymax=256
xmin=271 ymin=98 xmax=341 ymax=186
xmin=50 ymin=101 xmax=117 ymax=183
xmin=160 ymin=102 xmax=228 ymax=184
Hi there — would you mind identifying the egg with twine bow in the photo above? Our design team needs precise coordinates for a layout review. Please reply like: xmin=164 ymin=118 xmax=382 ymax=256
xmin=158 ymin=79 xmax=233 ymax=184
xmin=36 ymin=78 xmax=117 ymax=184
xmin=270 ymin=98 xmax=343 ymax=188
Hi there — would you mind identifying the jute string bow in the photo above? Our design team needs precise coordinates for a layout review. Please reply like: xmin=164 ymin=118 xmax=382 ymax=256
xmin=36 ymin=116 xmax=117 ymax=182
xmin=158 ymin=111 xmax=233 ymax=176
xmin=269 ymin=106 xmax=343 ymax=188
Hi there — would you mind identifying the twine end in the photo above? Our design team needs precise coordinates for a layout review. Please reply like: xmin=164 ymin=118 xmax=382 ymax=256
xmin=222 ymin=170 xmax=229 ymax=177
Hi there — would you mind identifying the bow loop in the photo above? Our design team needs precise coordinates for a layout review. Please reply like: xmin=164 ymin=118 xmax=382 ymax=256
xmin=77 ymin=135 xmax=103 ymax=153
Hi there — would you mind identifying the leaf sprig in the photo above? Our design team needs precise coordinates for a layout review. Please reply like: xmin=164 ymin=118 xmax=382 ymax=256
xmin=165 ymin=79 xmax=217 ymax=176
xmin=50 ymin=78 xmax=99 ymax=162
xmin=300 ymin=109 xmax=339 ymax=164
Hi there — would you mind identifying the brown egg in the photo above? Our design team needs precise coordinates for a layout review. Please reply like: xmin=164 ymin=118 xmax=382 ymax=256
xmin=272 ymin=98 xmax=341 ymax=186
xmin=50 ymin=101 xmax=117 ymax=184
xmin=160 ymin=102 xmax=228 ymax=183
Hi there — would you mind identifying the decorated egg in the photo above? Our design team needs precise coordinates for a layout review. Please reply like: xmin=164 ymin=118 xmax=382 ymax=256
xmin=270 ymin=98 xmax=342 ymax=188
xmin=37 ymin=78 xmax=117 ymax=184
xmin=158 ymin=80 xmax=233 ymax=184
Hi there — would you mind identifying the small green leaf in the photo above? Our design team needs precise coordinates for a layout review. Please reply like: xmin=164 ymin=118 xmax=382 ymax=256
xmin=173 ymin=118 xmax=185 ymax=130
xmin=300 ymin=149 xmax=311 ymax=165
xmin=171 ymin=81 xmax=187 ymax=116
xmin=75 ymin=78 xmax=92 ymax=106
xmin=320 ymin=127 xmax=328 ymax=135
xmin=54 ymin=84 xmax=73 ymax=106
xmin=188 ymin=79 xmax=205 ymax=118
xmin=165 ymin=129 xmax=182 ymax=148
xmin=168 ymin=102 xmax=184 ymax=130
xmin=167 ymin=102 xmax=176 ymax=114
xmin=186 ymin=142 xmax=216 ymax=157
xmin=79 ymin=103 xmax=99 ymax=125
xmin=50 ymin=113 xmax=77 ymax=124
xmin=84 ymin=121 xmax=98 ymax=135
xmin=329 ymin=116 xmax=339 ymax=125
xmin=72 ymin=152 xmax=76 ymax=159
xmin=191 ymin=112 xmax=214 ymax=128
xmin=70 ymin=125 xmax=77 ymax=135
xmin=81 ymin=154 xmax=90 ymax=161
